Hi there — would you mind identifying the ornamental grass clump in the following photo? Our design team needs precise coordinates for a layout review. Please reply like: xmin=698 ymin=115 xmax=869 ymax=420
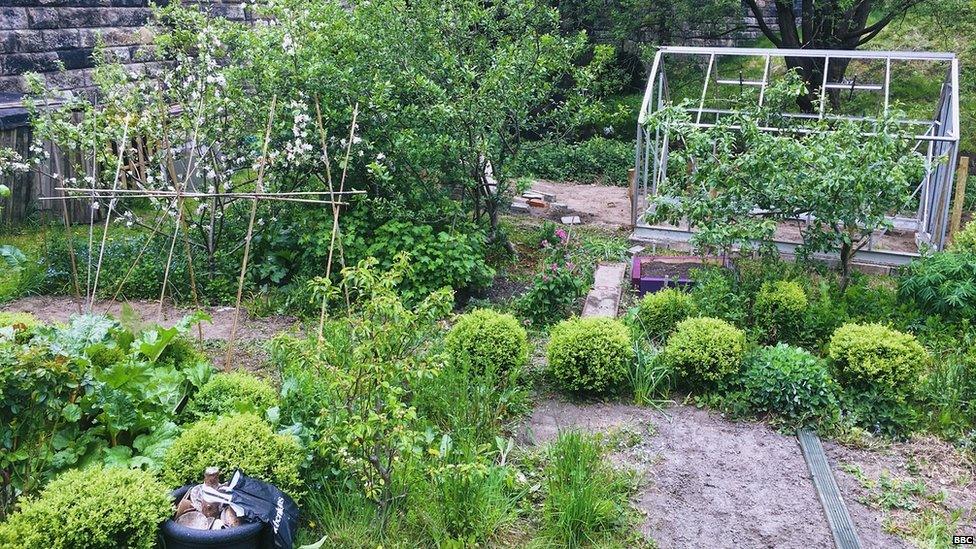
xmin=753 ymin=280 xmax=808 ymax=344
xmin=161 ymin=413 xmax=304 ymax=497
xmin=445 ymin=309 xmax=529 ymax=378
xmin=185 ymin=371 xmax=279 ymax=419
xmin=635 ymin=288 xmax=695 ymax=343
xmin=0 ymin=466 xmax=170 ymax=549
xmin=546 ymin=317 xmax=634 ymax=396
xmin=663 ymin=317 xmax=746 ymax=389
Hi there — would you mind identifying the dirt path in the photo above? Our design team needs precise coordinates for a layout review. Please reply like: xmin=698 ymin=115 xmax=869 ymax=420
xmin=529 ymin=180 xmax=630 ymax=228
xmin=520 ymin=399 xmax=908 ymax=549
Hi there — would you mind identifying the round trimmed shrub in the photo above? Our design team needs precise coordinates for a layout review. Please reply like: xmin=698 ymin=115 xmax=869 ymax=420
xmin=741 ymin=344 xmax=840 ymax=427
xmin=445 ymin=309 xmax=529 ymax=377
xmin=827 ymin=323 xmax=928 ymax=395
xmin=0 ymin=466 xmax=170 ymax=549
xmin=635 ymin=288 xmax=695 ymax=342
xmin=664 ymin=317 xmax=746 ymax=388
xmin=753 ymin=280 xmax=808 ymax=344
xmin=186 ymin=371 xmax=279 ymax=419
xmin=546 ymin=317 xmax=634 ymax=395
xmin=161 ymin=413 xmax=304 ymax=497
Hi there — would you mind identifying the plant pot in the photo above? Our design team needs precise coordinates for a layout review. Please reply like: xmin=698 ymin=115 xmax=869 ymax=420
xmin=159 ymin=486 xmax=267 ymax=549
xmin=631 ymin=255 xmax=721 ymax=297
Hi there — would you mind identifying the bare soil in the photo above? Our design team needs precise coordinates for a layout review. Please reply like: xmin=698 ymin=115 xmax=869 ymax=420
xmin=529 ymin=180 xmax=630 ymax=229
xmin=520 ymin=399 xmax=909 ymax=549
xmin=639 ymin=259 xmax=700 ymax=280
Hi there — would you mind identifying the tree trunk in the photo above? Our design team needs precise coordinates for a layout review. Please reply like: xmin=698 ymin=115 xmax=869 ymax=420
xmin=839 ymin=240 xmax=853 ymax=291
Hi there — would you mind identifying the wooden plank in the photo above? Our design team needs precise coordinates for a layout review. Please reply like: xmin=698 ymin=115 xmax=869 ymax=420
xmin=949 ymin=156 xmax=970 ymax=241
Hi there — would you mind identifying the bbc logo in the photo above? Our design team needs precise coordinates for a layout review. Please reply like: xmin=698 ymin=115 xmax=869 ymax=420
xmin=954 ymin=535 xmax=976 ymax=545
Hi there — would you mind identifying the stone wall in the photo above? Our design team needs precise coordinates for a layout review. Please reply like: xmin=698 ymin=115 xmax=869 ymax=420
xmin=0 ymin=1 xmax=249 ymax=96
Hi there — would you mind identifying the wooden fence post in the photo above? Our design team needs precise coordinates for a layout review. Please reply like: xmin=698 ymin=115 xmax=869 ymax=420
xmin=949 ymin=156 xmax=970 ymax=242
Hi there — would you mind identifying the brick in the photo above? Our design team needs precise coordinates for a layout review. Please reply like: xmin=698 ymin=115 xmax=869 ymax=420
xmin=0 ymin=8 xmax=30 ymax=30
xmin=26 ymin=8 xmax=60 ymax=30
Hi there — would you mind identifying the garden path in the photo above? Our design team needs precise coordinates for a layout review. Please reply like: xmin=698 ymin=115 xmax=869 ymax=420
xmin=529 ymin=180 xmax=630 ymax=228
xmin=520 ymin=399 xmax=909 ymax=549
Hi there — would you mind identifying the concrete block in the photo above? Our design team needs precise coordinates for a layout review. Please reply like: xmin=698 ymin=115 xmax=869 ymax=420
xmin=1 ymin=8 xmax=30 ymax=31
xmin=561 ymin=215 xmax=581 ymax=225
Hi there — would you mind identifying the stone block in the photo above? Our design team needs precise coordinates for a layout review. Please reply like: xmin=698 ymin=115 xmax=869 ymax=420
xmin=1 ymin=52 xmax=60 ymax=75
xmin=0 ymin=31 xmax=42 ymax=54
xmin=0 ymin=8 xmax=29 ymax=30
xmin=560 ymin=215 xmax=581 ymax=225
xmin=56 ymin=47 xmax=95 ymax=70
xmin=42 ymin=29 xmax=82 ymax=51
xmin=26 ymin=8 xmax=60 ymax=30
xmin=0 ymin=75 xmax=27 ymax=94
xmin=550 ymin=202 xmax=568 ymax=214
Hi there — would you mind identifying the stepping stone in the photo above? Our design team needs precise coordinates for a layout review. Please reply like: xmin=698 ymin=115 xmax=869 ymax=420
xmin=582 ymin=262 xmax=627 ymax=318
xmin=628 ymin=245 xmax=646 ymax=255
xmin=561 ymin=215 xmax=581 ymax=225
xmin=550 ymin=202 xmax=568 ymax=214
xmin=510 ymin=202 xmax=530 ymax=214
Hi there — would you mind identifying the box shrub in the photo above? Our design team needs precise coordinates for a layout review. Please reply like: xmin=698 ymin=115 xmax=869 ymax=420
xmin=635 ymin=288 xmax=695 ymax=343
xmin=827 ymin=323 xmax=929 ymax=395
xmin=445 ymin=309 xmax=529 ymax=378
xmin=185 ymin=371 xmax=278 ymax=419
xmin=0 ymin=466 xmax=170 ymax=549
xmin=546 ymin=317 xmax=633 ymax=395
xmin=663 ymin=317 xmax=746 ymax=388
xmin=950 ymin=221 xmax=976 ymax=254
xmin=753 ymin=280 xmax=808 ymax=344
xmin=741 ymin=344 xmax=840 ymax=428
xmin=161 ymin=413 xmax=304 ymax=497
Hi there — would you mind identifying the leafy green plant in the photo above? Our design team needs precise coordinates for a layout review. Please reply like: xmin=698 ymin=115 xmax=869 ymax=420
xmin=753 ymin=280 xmax=808 ymax=344
xmin=0 ymin=466 xmax=170 ymax=549
xmin=635 ymin=288 xmax=695 ymax=343
xmin=161 ymin=413 xmax=304 ymax=497
xmin=517 ymin=260 xmax=587 ymax=326
xmin=185 ymin=371 xmax=279 ymax=420
xmin=689 ymin=267 xmax=747 ymax=326
xmin=542 ymin=431 xmax=631 ymax=547
xmin=740 ymin=344 xmax=840 ymax=428
xmin=277 ymin=255 xmax=452 ymax=520
xmin=663 ymin=317 xmax=746 ymax=389
xmin=949 ymin=221 xmax=976 ymax=254
xmin=547 ymin=317 xmax=634 ymax=396
xmin=899 ymin=251 xmax=976 ymax=319
xmin=444 ymin=309 xmax=529 ymax=378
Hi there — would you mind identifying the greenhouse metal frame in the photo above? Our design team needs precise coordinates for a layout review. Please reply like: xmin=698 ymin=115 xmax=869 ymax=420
xmin=632 ymin=46 xmax=961 ymax=263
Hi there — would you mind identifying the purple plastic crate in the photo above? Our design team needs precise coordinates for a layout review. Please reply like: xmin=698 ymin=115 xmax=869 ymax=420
xmin=631 ymin=255 xmax=720 ymax=297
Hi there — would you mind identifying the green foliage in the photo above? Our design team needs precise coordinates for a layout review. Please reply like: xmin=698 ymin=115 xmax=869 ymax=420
xmin=647 ymin=79 xmax=926 ymax=281
xmin=444 ymin=309 xmax=529 ymax=378
xmin=510 ymin=137 xmax=634 ymax=185
xmin=689 ymin=266 xmax=748 ymax=326
xmin=547 ymin=317 xmax=633 ymax=396
xmin=753 ymin=280 xmax=808 ymax=344
xmin=828 ymin=323 xmax=929 ymax=396
xmin=185 ymin=371 xmax=278 ymax=420
xmin=626 ymin=344 xmax=673 ymax=406
xmin=829 ymin=323 xmax=929 ymax=436
xmin=900 ymin=251 xmax=976 ymax=320
xmin=0 ymin=313 xmax=211 ymax=516
xmin=0 ymin=466 xmax=170 ymax=549
xmin=663 ymin=317 xmax=746 ymax=389
xmin=541 ymin=431 xmax=631 ymax=547
xmin=950 ymin=222 xmax=976 ymax=254
xmin=406 ymin=437 xmax=517 ymax=546
xmin=161 ymin=413 xmax=304 ymax=496
xmin=635 ymin=288 xmax=695 ymax=343
xmin=919 ymin=347 xmax=976 ymax=440
xmin=276 ymin=256 xmax=452 ymax=515
xmin=740 ymin=344 xmax=840 ymax=428
xmin=517 ymin=260 xmax=587 ymax=326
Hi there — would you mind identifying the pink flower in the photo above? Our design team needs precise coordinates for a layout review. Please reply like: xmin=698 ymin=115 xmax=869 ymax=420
xmin=540 ymin=240 xmax=550 ymax=249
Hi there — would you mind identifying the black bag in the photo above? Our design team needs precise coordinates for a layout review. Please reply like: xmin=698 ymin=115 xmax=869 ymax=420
xmin=201 ymin=470 xmax=300 ymax=549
